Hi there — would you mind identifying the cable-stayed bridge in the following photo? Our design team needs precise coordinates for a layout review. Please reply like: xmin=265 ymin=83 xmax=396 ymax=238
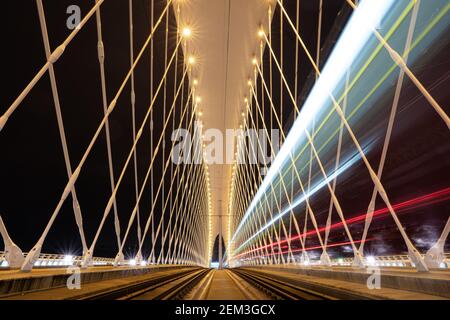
xmin=0 ymin=0 xmax=449 ymax=300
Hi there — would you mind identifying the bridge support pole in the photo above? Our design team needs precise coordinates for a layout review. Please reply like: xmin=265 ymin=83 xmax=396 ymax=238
xmin=425 ymin=217 xmax=450 ymax=269
xmin=81 ymin=250 xmax=94 ymax=269
xmin=319 ymin=251 xmax=331 ymax=266
xmin=219 ymin=214 xmax=223 ymax=270
xmin=0 ymin=215 xmax=24 ymax=269
xmin=113 ymin=251 xmax=125 ymax=267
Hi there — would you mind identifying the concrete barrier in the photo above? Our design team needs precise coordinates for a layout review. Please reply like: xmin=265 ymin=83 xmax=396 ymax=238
xmin=0 ymin=265 xmax=188 ymax=296
xmin=244 ymin=265 xmax=450 ymax=298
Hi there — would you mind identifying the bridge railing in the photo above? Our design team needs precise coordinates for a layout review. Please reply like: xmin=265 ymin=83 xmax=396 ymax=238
xmin=0 ymin=251 xmax=114 ymax=268
xmin=236 ymin=253 xmax=450 ymax=269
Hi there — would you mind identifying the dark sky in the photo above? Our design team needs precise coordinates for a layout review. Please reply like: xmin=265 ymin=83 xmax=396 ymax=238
xmin=0 ymin=1 xmax=448 ymax=260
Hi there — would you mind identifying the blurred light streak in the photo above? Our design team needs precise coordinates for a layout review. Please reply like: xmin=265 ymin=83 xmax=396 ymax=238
xmin=252 ymin=239 xmax=371 ymax=259
xmin=237 ymin=187 xmax=450 ymax=258
xmin=236 ymin=153 xmax=362 ymax=252
xmin=231 ymin=0 xmax=395 ymax=242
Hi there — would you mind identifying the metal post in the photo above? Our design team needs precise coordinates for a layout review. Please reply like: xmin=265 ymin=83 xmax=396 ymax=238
xmin=0 ymin=215 xmax=24 ymax=268
xmin=219 ymin=213 xmax=223 ymax=270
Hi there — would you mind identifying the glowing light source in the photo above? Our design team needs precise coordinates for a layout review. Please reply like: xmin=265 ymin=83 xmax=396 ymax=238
xmin=188 ymin=56 xmax=196 ymax=65
xmin=196 ymin=97 xmax=202 ymax=103
xmin=193 ymin=79 xmax=198 ymax=86
xmin=64 ymin=255 xmax=73 ymax=264
xmin=252 ymin=58 xmax=258 ymax=65
xmin=258 ymin=29 xmax=265 ymax=38
xmin=182 ymin=27 xmax=192 ymax=38
xmin=129 ymin=259 xmax=137 ymax=266
xmin=367 ymin=256 xmax=376 ymax=266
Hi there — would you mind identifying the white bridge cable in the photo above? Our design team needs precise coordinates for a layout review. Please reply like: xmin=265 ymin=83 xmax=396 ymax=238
xmin=161 ymin=100 xmax=199 ymax=265
xmin=0 ymin=0 xmax=105 ymax=132
xmin=249 ymin=77 xmax=312 ymax=262
xmin=237 ymin=116 xmax=276 ymax=264
xmin=113 ymin=68 xmax=191 ymax=264
xmin=240 ymin=89 xmax=268 ymax=264
xmin=161 ymin=2 xmax=170 ymax=261
xmin=179 ymin=153 xmax=209 ymax=265
xmin=140 ymin=76 xmax=193 ymax=265
xmin=93 ymin=0 xmax=122 ymax=253
xmin=82 ymin=35 xmax=184 ymax=267
xmin=138 ymin=83 xmax=193 ymax=261
xmin=168 ymin=68 xmax=186 ymax=265
xmin=173 ymin=149 xmax=204 ymax=265
xmin=128 ymin=0 xmax=143 ymax=253
xmin=258 ymin=28 xmax=378 ymax=266
xmin=246 ymin=90 xmax=296 ymax=264
xmin=170 ymin=112 xmax=207 ymax=264
xmin=248 ymin=83 xmax=323 ymax=264
xmin=149 ymin=0 xmax=155 ymax=265
xmin=166 ymin=3 xmax=181 ymax=265
xmin=183 ymin=133 xmax=212 ymax=266
xmin=171 ymin=91 xmax=198 ymax=265
xmin=20 ymin=0 xmax=175 ymax=271
xmin=323 ymin=71 xmax=349 ymax=249
xmin=237 ymin=95 xmax=289 ymax=264
xmin=35 ymin=0 xmax=88 ymax=255
xmin=236 ymin=99 xmax=271 ymax=261
xmin=359 ymin=0 xmax=421 ymax=255
xmin=345 ymin=0 xmax=450 ymax=130
xmin=274 ymin=0 xmax=428 ymax=270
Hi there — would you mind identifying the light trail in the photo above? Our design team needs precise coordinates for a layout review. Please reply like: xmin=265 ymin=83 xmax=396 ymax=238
xmin=234 ymin=153 xmax=362 ymax=252
xmin=248 ymin=239 xmax=371 ymax=260
xmin=236 ymin=187 xmax=450 ymax=258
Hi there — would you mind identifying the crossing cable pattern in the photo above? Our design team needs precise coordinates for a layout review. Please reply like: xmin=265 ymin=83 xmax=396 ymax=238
xmin=227 ymin=0 xmax=450 ymax=272
xmin=0 ymin=0 xmax=448 ymax=273
xmin=0 ymin=0 xmax=211 ymax=271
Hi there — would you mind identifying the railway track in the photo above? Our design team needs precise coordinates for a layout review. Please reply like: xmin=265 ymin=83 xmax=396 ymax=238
xmin=76 ymin=268 xmax=211 ymax=300
xmin=72 ymin=268 xmax=370 ymax=300
xmin=232 ymin=269 xmax=335 ymax=300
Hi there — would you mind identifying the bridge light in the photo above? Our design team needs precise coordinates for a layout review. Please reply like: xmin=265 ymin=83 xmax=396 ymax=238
xmin=366 ymin=256 xmax=376 ymax=266
xmin=258 ymin=29 xmax=265 ymax=38
xmin=196 ymin=96 xmax=202 ymax=103
xmin=64 ymin=255 xmax=73 ymax=264
xmin=188 ymin=56 xmax=196 ymax=65
xmin=252 ymin=57 xmax=258 ymax=65
xmin=129 ymin=259 xmax=137 ymax=266
xmin=193 ymin=79 xmax=198 ymax=86
xmin=182 ymin=27 xmax=192 ymax=38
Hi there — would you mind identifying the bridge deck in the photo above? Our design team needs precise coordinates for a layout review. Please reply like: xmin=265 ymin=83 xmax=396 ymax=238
xmin=243 ymin=266 xmax=450 ymax=299
xmin=0 ymin=266 xmax=197 ymax=300
xmin=203 ymin=270 xmax=248 ymax=300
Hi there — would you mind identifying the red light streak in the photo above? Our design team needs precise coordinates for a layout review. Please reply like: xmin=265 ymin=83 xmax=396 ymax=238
xmin=252 ymin=239 xmax=370 ymax=259
xmin=236 ymin=187 xmax=450 ymax=258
